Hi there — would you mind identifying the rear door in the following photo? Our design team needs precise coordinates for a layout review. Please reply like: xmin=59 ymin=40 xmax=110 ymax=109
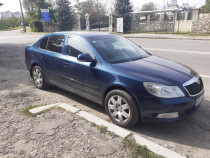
xmin=38 ymin=35 xmax=69 ymax=85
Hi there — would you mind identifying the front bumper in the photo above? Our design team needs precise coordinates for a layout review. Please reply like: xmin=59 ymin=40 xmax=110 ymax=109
xmin=138 ymin=90 xmax=204 ymax=123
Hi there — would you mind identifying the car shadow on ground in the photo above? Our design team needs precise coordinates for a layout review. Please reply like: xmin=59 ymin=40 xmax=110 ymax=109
xmin=42 ymin=85 xmax=210 ymax=151
xmin=45 ymin=85 xmax=106 ymax=115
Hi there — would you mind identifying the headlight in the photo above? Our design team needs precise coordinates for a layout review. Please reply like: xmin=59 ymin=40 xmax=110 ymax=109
xmin=143 ymin=82 xmax=185 ymax=98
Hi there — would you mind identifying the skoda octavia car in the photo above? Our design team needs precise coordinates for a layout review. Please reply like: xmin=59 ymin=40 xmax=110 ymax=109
xmin=25 ymin=32 xmax=204 ymax=127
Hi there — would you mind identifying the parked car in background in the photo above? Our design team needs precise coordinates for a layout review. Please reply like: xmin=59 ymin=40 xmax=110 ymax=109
xmin=25 ymin=32 xmax=204 ymax=127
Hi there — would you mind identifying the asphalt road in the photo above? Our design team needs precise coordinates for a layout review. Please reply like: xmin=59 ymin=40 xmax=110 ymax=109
xmin=0 ymin=30 xmax=210 ymax=158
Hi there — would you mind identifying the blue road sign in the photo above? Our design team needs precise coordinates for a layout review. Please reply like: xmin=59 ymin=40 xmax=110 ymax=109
xmin=41 ymin=9 xmax=50 ymax=23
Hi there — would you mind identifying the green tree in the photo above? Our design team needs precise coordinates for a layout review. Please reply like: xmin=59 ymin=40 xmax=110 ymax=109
xmin=74 ymin=0 xmax=107 ymax=29
xmin=56 ymin=0 xmax=74 ymax=31
xmin=141 ymin=2 xmax=157 ymax=11
xmin=23 ymin=0 xmax=55 ymax=32
xmin=203 ymin=0 xmax=210 ymax=13
xmin=114 ymin=0 xmax=133 ymax=33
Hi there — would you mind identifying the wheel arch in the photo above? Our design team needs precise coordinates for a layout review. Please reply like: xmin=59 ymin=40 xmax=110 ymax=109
xmin=30 ymin=62 xmax=39 ymax=78
xmin=102 ymin=84 xmax=142 ymax=117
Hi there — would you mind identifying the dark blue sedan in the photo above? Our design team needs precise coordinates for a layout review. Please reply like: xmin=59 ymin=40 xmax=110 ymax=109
xmin=25 ymin=32 xmax=204 ymax=127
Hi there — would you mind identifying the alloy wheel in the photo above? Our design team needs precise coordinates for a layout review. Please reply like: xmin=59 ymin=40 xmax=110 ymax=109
xmin=108 ymin=95 xmax=131 ymax=123
xmin=33 ymin=68 xmax=43 ymax=88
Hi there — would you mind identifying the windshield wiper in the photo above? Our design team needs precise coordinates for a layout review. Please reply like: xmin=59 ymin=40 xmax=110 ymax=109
xmin=131 ymin=56 xmax=146 ymax=61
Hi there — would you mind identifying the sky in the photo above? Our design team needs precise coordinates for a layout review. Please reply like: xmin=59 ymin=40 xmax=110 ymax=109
xmin=0 ymin=0 xmax=206 ymax=12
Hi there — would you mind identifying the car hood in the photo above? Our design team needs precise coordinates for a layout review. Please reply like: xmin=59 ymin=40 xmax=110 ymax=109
xmin=112 ymin=56 xmax=197 ymax=86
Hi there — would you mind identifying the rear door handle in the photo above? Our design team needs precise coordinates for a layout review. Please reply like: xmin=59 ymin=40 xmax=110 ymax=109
xmin=40 ymin=55 xmax=44 ymax=59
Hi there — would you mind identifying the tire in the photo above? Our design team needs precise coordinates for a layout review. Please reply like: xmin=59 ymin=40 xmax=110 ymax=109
xmin=32 ymin=66 xmax=48 ymax=89
xmin=105 ymin=89 xmax=140 ymax=127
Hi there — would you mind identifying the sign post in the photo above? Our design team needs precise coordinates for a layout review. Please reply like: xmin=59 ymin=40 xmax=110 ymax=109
xmin=41 ymin=9 xmax=50 ymax=32
xmin=117 ymin=17 xmax=123 ymax=33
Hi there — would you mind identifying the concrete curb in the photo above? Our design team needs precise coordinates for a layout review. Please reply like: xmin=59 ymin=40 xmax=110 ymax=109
xmin=122 ymin=35 xmax=210 ymax=41
xmin=134 ymin=134 xmax=185 ymax=158
xmin=29 ymin=103 xmax=80 ymax=114
xmin=77 ymin=111 xmax=130 ymax=138
xmin=29 ymin=103 xmax=186 ymax=158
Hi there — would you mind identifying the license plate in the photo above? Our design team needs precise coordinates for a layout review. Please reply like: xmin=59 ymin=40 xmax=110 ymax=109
xmin=195 ymin=94 xmax=204 ymax=107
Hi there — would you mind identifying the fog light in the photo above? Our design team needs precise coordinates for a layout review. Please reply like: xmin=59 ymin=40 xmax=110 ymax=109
xmin=157 ymin=112 xmax=179 ymax=119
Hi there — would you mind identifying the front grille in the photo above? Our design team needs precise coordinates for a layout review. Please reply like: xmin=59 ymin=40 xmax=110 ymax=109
xmin=184 ymin=78 xmax=203 ymax=96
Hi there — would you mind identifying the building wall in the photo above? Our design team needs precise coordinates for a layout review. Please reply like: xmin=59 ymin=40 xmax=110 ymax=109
xmin=131 ymin=13 xmax=174 ymax=33
xmin=131 ymin=10 xmax=210 ymax=34
xmin=0 ymin=11 xmax=21 ymax=19
xmin=196 ymin=13 xmax=210 ymax=33
xmin=175 ymin=20 xmax=192 ymax=32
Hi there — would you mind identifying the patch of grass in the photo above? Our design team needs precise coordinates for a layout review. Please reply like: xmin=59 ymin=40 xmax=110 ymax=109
xmin=91 ymin=122 xmax=97 ymax=127
xmin=0 ymin=99 xmax=2 ymax=102
xmin=91 ymin=122 xmax=108 ymax=134
xmin=21 ymin=105 xmax=54 ymax=117
xmin=123 ymin=134 xmax=163 ymax=158
xmin=97 ymin=125 xmax=108 ymax=134
xmin=20 ymin=93 xmax=28 ymax=98
xmin=0 ymin=79 xmax=8 ymax=83
xmin=0 ymin=26 xmax=22 ymax=31
xmin=107 ymin=131 xmax=119 ymax=138
xmin=19 ymin=30 xmax=26 ymax=33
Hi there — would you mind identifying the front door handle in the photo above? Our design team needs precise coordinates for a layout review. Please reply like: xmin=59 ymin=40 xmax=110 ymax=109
xmin=63 ymin=62 xmax=69 ymax=66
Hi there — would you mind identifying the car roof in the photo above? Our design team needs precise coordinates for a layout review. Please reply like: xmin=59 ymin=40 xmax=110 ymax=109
xmin=49 ymin=31 xmax=112 ymax=38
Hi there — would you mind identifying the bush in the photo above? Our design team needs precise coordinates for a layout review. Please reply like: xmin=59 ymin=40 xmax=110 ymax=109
xmin=0 ymin=17 xmax=22 ymax=30
xmin=30 ymin=21 xmax=43 ymax=32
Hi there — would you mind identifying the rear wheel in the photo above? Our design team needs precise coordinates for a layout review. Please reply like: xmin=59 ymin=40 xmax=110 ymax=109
xmin=105 ymin=89 xmax=140 ymax=127
xmin=32 ymin=66 xmax=48 ymax=89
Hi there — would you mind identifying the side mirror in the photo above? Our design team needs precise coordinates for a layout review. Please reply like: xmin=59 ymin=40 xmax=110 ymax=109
xmin=77 ymin=53 xmax=94 ymax=62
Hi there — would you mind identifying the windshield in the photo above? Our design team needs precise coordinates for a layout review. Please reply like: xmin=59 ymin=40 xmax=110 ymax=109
xmin=87 ymin=35 xmax=150 ymax=63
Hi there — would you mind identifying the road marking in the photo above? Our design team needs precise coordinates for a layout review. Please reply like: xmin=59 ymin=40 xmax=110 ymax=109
xmin=0 ymin=36 xmax=25 ymax=39
xmin=0 ymin=35 xmax=43 ymax=39
xmin=201 ymin=75 xmax=210 ymax=78
xmin=145 ymin=48 xmax=210 ymax=55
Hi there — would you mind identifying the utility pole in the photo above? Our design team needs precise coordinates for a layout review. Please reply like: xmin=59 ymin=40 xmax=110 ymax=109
xmin=19 ymin=0 xmax=26 ymax=32
xmin=164 ymin=0 xmax=165 ymax=10
xmin=97 ymin=0 xmax=100 ymax=31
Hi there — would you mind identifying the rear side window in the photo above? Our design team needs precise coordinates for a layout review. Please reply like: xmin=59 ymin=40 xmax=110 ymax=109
xmin=40 ymin=37 xmax=48 ymax=50
xmin=47 ymin=35 xmax=65 ymax=53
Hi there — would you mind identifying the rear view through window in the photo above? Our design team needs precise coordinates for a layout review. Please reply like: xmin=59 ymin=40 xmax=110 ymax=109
xmin=39 ymin=35 xmax=65 ymax=53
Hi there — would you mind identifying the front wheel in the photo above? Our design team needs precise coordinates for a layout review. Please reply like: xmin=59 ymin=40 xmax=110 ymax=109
xmin=32 ymin=66 xmax=48 ymax=89
xmin=105 ymin=89 xmax=140 ymax=127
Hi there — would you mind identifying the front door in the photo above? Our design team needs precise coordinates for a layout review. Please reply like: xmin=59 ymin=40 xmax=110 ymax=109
xmin=66 ymin=36 xmax=101 ymax=100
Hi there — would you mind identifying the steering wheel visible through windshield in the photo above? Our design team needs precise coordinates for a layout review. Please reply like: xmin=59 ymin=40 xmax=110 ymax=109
xmin=87 ymin=35 xmax=150 ymax=64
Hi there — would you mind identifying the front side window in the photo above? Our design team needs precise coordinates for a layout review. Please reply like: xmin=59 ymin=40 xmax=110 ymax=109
xmin=40 ymin=37 xmax=48 ymax=50
xmin=67 ymin=36 xmax=93 ymax=58
xmin=47 ymin=35 xmax=65 ymax=53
